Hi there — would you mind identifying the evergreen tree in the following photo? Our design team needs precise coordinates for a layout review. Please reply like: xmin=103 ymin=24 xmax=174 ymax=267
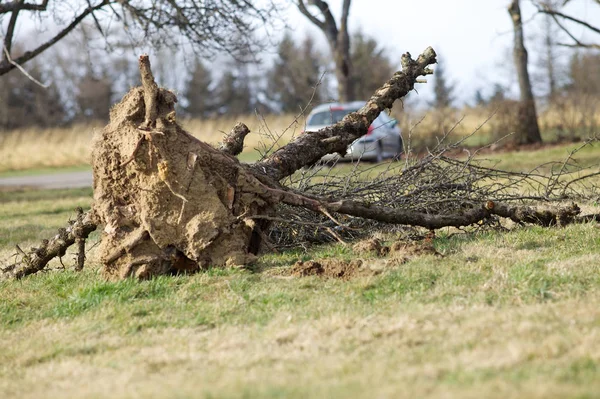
xmin=430 ymin=55 xmax=456 ymax=109
xmin=350 ymin=31 xmax=394 ymax=100
xmin=266 ymin=33 xmax=324 ymax=112
xmin=214 ymin=68 xmax=253 ymax=116
xmin=184 ymin=58 xmax=214 ymax=118
xmin=473 ymin=89 xmax=486 ymax=106
xmin=0 ymin=61 xmax=65 ymax=129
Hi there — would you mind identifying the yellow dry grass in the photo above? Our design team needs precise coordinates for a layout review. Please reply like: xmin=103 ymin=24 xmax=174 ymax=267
xmin=2 ymin=99 xmax=598 ymax=174
xmin=0 ymin=114 xmax=305 ymax=173
xmin=2 ymin=296 xmax=599 ymax=399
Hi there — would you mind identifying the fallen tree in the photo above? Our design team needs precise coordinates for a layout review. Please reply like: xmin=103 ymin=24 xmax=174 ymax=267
xmin=3 ymin=47 xmax=600 ymax=279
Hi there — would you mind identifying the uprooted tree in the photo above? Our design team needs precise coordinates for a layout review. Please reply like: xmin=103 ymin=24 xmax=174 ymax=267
xmin=4 ymin=47 xmax=600 ymax=280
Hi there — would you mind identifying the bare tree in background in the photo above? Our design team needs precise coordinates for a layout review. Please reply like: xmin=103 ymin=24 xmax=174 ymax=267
xmin=0 ymin=0 xmax=279 ymax=77
xmin=297 ymin=0 xmax=354 ymax=101
xmin=534 ymin=0 xmax=600 ymax=50
xmin=538 ymin=1 xmax=562 ymax=101
xmin=508 ymin=0 xmax=543 ymax=144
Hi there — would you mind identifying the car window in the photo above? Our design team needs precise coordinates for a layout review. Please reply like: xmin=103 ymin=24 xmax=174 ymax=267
xmin=378 ymin=112 xmax=391 ymax=123
xmin=374 ymin=112 xmax=396 ymax=130
xmin=307 ymin=109 xmax=358 ymax=126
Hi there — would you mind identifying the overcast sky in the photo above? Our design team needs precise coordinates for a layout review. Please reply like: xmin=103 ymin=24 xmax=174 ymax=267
xmin=281 ymin=0 xmax=600 ymax=105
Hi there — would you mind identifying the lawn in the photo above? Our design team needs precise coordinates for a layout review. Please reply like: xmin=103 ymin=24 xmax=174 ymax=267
xmin=2 ymin=146 xmax=600 ymax=398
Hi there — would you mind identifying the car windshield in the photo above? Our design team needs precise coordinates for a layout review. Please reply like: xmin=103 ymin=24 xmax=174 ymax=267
xmin=307 ymin=109 xmax=358 ymax=126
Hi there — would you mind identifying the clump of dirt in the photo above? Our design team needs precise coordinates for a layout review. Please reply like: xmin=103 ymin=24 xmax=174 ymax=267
xmin=352 ymin=238 xmax=389 ymax=256
xmin=287 ymin=237 xmax=442 ymax=280
xmin=389 ymin=240 xmax=441 ymax=258
xmin=290 ymin=259 xmax=368 ymax=280
xmin=352 ymin=235 xmax=441 ymax=261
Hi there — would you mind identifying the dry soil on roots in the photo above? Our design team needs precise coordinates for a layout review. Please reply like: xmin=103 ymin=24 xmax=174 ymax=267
xmin=91 ymin=87 xmax=269 ymax=279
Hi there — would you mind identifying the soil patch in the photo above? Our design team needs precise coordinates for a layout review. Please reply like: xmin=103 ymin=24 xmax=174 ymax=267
xmin=352 ymin=238 xmax=389 ymax=256
xmin=288 ymin=238 xmax=442 ymax=280
xmin=290 ymin=259 xmax=368 ymax=280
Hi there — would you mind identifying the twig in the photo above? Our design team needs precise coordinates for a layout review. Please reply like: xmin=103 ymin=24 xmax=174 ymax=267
xmin=2 ymin=45 xmax=49 ymax=88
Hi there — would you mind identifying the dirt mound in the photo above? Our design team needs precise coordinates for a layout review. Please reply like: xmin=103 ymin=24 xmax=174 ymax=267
xmin=389 ymin=240 xmax=440 ymax=258
xmin=290 ymin=259 xmax=367 ymax=280
xmin=353 ymin=236 xmax=441 ymax=261
xmin=288 ymin=238 xmax=442 ymax=280
xmin=352 ymin=238 xmax=389 ymax=256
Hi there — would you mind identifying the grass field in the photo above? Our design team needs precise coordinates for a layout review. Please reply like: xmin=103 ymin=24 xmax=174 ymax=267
xmin=2 ymin=140 xmax=600 ymax=398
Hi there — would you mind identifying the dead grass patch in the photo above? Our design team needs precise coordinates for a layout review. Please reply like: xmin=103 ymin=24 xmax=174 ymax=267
xmin=2 ymin=298 xmax=600 ymax=399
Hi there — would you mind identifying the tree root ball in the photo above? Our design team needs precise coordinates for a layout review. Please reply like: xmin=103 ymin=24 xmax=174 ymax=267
xmin=91 ymin=87 xmax=270 ymax=279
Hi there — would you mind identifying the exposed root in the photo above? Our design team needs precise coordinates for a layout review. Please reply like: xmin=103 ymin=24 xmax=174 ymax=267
xmin=220 ymin=122 xmax=251 ymax=156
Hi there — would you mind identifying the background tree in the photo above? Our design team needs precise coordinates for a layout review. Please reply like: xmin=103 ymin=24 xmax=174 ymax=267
xmin=297 ymin=0 xmax=354 ymax=101
xmin=0 ymin=0 xmax=279 ymax=77
xmin=76 ymin=68 xmax=112 ymax=121
xmin=213 ymin=66 xmax=254 ymax=116
xmin=266 ymin=33 xmax=325 ymax=112
xmin=508 ymin=0 xmax=542 ymax=144
xmin=429 ymin=54 xmax=455 ymax=109
xmin=534 ymin=0 xmax=600 ymax=50
xmin=0 ymin=60 xmax=65 ymax=129
xmin=567 ymin=52 xmax=600 ymax=95
xmin=183 ymin=59 xmax=214 ymax=118
xmin=349 ymin=31 xmax=394 ymax=100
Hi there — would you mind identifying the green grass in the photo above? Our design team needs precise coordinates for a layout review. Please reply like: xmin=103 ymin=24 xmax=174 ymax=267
xmin=0 ymin=164 xmax=91 ymax=179
xmin=482 ymin=142 xmax=600 ymax=173
xmin=2 ymin=145 xmax=600 ymax=398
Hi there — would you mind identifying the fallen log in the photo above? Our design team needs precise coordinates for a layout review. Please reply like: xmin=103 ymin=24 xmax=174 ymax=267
xmin=4 ymin=48 xmax=600 ymax=280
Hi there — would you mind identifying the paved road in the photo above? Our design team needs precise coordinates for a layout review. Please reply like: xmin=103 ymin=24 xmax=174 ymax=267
xmin=0 ymin=171 xmax=93 ymax=190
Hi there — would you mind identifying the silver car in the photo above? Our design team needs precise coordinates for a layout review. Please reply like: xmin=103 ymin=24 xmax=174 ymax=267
xmin=304 ymin=101 xmax=403 ymax=163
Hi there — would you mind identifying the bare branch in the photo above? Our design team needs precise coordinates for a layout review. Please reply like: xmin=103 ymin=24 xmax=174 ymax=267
xmin=251 ymin=47 xmax=437 ymax=181
xmin=297 ymin=0 xmax=325 ymax=30
xmin=0 ymin=0 xmax=110 ymax=76
xmin=2 ymin=0 xmax=23 ymax=63
xmin=299 ymin=0 xmax=339 ymax=46
xmin=2 ymin=45 xmax=49 ymax=87
xmin=0 ymin=0 xmax=48 ymax=14
xmin=4 ymin=211 xmax=97 ymax=279
xmin=534 ymin=1 xmax=600 ymax=48
xmin=538 ymin=5 xmax=600 ymax=35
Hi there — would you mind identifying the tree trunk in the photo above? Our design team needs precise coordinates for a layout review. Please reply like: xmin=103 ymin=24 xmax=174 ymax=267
xmin=509 ymin=0 xmax=542 ymax=144
xmin=334 ymin=0 xmax=353 ymax=101
xmin=296 ymin=0 xmax=354 ymax=102
xmin=333 ymin=38 xmax=353 ymax=102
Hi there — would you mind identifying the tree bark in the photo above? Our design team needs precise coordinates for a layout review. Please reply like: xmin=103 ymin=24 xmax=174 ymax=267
xmin=509 ymin=0 xmax=543 ymax=144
